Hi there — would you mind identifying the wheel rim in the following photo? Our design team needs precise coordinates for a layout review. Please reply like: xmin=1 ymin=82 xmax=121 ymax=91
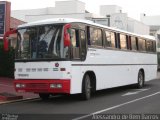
xmin=138 ymin=72 xmax=143 ymax=87
xmin=85 ymin=75 xmax=91 ymax=98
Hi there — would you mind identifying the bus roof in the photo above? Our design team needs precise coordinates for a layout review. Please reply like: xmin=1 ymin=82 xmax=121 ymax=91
xmin=18 ymin=18 xmax=156 ymax=41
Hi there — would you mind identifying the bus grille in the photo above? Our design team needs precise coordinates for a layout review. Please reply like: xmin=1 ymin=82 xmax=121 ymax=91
xmin=26 ymin=83 xmax=48 ymax=89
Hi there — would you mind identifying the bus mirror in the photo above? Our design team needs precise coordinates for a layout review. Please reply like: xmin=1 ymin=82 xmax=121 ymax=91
xmin=3 ymin=29 xmax=17 ymax=51
xmin=64 ymin=24 xmax=71 ymax=47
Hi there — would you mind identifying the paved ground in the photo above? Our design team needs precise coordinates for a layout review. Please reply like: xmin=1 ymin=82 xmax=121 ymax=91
xmin=0 ymin=74 xmax=160 ymax=120
xmin=0 ymin=77 xmax=38 ymax=101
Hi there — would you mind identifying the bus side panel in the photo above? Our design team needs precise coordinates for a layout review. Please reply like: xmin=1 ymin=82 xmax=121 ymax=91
xmin=69 ymin=48 xmax=157 ymax=94
xmin=83 ymin=48 xmax=157 ymax=91
xmin=70 ymin=64 xmax=84 ymax=94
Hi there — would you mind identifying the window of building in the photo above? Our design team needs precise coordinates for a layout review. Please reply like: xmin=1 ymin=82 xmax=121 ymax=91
xmin=120 ymin=34 xmax=127 ymax=49
xmin=90 ymin=27 xmax=102 ymax=47
xmin=105 ymin=30 xmax=115 ymax=48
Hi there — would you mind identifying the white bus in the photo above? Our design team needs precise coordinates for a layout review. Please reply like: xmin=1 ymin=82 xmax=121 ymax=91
xmin=10 ymin=18 xmax=157 ymax=100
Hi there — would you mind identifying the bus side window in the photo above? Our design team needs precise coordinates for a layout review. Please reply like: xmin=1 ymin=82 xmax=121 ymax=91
xmin=90 ymin=27 xmax=102 ymax=47
xmin=80 ymin=30 xmax=86 ymax=60
xmin=120 ymin=34 xmax=127 ymax=50
xmin=116 ymin=33 xmax=120 ymax=49
xmin=138 ymin=38 xmax=146 ymax=52
xmin=131 ymin=36 xmax=137 ymax=51
xmin=70 ymin=29 xmax=80 ymax=59
xmin=153 ymin=41 xmax=156 ymax=52
xmin=105 ymin=30 xmax=115 ymax=48
xmin=146 ymin=40 xmax=153 ymax=52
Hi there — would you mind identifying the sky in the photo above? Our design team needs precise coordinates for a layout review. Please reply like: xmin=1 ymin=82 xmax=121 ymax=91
xmin=4 ymin=0 xmax=160 ymax=20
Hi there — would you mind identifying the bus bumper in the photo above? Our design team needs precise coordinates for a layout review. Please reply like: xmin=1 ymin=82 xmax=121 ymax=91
xmin=14 ymin=79 xmax=70 ymax=94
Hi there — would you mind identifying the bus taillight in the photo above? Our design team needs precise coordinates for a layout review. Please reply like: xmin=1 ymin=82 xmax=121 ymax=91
xmin=64 ymin=24 xmax=71 ymax=47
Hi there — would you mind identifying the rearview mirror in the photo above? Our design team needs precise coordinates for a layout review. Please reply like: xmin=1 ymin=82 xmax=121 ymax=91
xmin=3 ymin=29 xmax=17 ymax=51
xmin=64 ymin=24 xmax=71 ymax=47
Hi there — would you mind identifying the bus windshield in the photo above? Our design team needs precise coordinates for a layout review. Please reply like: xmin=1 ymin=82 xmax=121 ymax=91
xmin=16 ymin=25 xmax=67 ymax=60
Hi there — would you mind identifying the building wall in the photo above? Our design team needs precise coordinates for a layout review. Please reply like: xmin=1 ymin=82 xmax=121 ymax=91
xmin=100 ymin=5 xmax=122 ymax=17
xmin=25 ymin=13 xmax=86 ymax=22
xmin=110 ymin=13 xmax=128 ymax=31
xmin=10 ymin=17 xmax=25 ymax=29
xmin=54 ymin=0 xmax=85 ymax=14
xmin=133 ymin=20 xmax=149 ymax=35
xmin=128 ymin=18 xmax=149 ymax=35
xmin=11 ymin=0 xmax=149 ymax=35
xmin=11 ymin=0 xmax=85 ymax=22
xmin=141 ymin=14 xmax=160 ymax=36
xmin=11 ymin=8 xmax=48 ymax=21
xmin=141 ymin=14 xmax=160 ymax=26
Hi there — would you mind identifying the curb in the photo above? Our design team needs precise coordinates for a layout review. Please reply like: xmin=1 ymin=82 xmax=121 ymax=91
xmin=0 ymin=97 xmax=40 ymax=105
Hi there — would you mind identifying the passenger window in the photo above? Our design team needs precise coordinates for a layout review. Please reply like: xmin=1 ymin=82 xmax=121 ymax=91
xmin=105 ymin=30 xmax=115 ymax=48
xmin=80 ymin=30 xmax=86 ymax=60
xmin=153 ymin=41 xmax=156 ymax=52
xmin=146 ymin=40 xmax=153 ymax=52
xmin=131 ymin=36 xmax=138 ymax=50
xmin=70 ymin=29 xmax=80 ymax=59
xmin=120 ymin=34 xmax=127 ymax=49
xmin=90 ymin=27 xmax=102 ymax=47
xmin=138 ymin=38 xmax=146 ymax=51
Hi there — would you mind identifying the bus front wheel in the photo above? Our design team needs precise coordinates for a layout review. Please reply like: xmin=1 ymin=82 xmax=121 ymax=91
xmin=81 ymin=74 xmax=91 ymax=100
xmin=137 ymin=70 xmax=144 ymax=88
xmin=39 ymin=93 xmax=50 ymax=100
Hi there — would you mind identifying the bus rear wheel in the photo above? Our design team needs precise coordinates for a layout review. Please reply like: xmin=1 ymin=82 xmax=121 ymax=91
xmin=39 ymin=93 xmax=50 ymax=100
xmin=81 ymin=74 xmax=91 ymax=100
xmin=137 ymin=70 xmax=144 ymax=88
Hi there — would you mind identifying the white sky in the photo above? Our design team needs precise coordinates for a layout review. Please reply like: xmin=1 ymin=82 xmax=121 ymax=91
xmin=4 ymin=0 xmax=160 ymax=20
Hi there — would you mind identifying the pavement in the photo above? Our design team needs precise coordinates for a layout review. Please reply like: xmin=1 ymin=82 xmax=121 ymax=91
xmin=0 ymin=77 xmax=160 ymax=120
xmin=0 ymin=77 xmax=38 ymax=103
xmin=0 ymin=73 xmax=160 ymax=120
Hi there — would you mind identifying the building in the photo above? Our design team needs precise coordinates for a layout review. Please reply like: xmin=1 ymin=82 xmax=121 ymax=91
xmin=11 ymin=0 xmax=100 ymax=22
xmin=93 ymin=5 xmax=149 ymax=35
xmin=0 ymin=16 xmax=25 ymax=47
xmin=140 ymin=14 xmax=160 ymax=47
xmin=140 ymin=14 xmax=160 ymax=66
xmin=140 ymin=14 xmax=160 ymax=36
xmin=0 ymin=1 xmax=25 ymax=48
xmin=11 ymin=0 xmax=149 ymax=35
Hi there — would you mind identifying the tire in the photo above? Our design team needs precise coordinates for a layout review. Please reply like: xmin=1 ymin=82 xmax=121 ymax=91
xmin=137 ymin=71 xmax=144 ymax=89
xmin=81 ymin=74 xmax=91 ymax=100
xmin=39 ymin=93 xmax=50 ymax=100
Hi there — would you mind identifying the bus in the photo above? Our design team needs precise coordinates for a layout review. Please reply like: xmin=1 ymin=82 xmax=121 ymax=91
xmin=4 ymin=18 xmax=157 ymax=100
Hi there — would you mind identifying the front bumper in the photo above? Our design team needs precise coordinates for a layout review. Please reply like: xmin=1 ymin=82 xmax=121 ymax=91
xmin=14 ymin=79 xmax=70 ymax=94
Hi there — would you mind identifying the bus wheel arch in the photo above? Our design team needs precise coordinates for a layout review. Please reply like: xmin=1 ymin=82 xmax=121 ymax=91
xmin=137 ymin=68 xmax=145 ymax=88
xmin=81 ymin=71 xmax=96 ymax=100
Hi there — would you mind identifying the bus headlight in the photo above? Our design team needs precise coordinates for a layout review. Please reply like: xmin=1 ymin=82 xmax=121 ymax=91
xmin=50 ymin=84 xmax=56 ymax=88
xmin=50 ymin=84 xmax=62 ymax=88
xmin=56 ymin=84 xmax=62 ymax=88
xmin=16 ymin=84 xmax=21 ymax=88
xmin=16 ymin=83 xmax=26 ymax=88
